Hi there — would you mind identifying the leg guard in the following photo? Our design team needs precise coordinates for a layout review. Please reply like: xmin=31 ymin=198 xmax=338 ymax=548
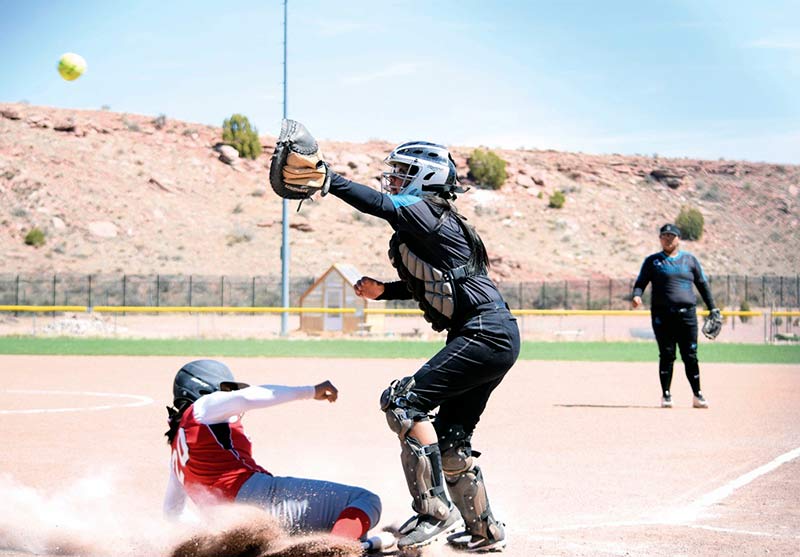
xmin=445 ymin=465 xmax=503 ymax=540
xmin=438 ymin=424 xmax=501 ymax=540
xmin=400 ymin=437 xmax=451 ymax=520
xmin=383 ymin=376 xmax=451 ymax=521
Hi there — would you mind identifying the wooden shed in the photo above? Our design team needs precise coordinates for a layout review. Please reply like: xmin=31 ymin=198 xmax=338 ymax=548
xmin=299 ymin=263 xmax=385 ymax=334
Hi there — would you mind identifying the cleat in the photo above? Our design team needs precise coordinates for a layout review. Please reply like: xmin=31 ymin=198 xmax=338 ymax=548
xmin=463 ymin=522 xmax=507 ymax=553
xmin=397 ymin=505 xmax=464 ymax=549
xmin=661 ymin=394 xmax=673 ymax=408
xmin=397 ymin=514 xmax=420 ymax=536
xmin=448 ymin=522 xmax=507 ymax=553
xmin=693 ymin=393 xmax=709 ymax=408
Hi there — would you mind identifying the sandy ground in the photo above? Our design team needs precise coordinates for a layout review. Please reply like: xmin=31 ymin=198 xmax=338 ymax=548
xmin=0 ymin=356 xmax=799 ymax=556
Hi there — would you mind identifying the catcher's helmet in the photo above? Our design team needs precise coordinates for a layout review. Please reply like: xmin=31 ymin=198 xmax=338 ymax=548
xmin=172 ymin=359 xmax=249 ymax=408
xmin=382 ymin=141 xmax=465 ymax=199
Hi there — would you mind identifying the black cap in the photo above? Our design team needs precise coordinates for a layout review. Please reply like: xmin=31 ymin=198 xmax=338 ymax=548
xmin=659 ymin=223 xmax=681 ymax=238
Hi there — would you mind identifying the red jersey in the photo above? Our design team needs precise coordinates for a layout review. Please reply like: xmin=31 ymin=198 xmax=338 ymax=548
xmin=170 ymin=404 xmax=269 ymax=502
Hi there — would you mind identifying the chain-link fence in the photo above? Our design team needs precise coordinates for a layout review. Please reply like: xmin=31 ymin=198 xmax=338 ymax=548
xmin=1 ymin=273 xmax=797 ymax=310
xmin=0 ymin=274 xmax=314 ymax=309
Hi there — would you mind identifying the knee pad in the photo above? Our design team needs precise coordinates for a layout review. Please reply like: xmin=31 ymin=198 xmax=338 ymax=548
xmin=446 ymin=465 xmax=500 ymax=539
xmin=382 ymin=376 xmax=428 ymax=440
xmin=436 ymin=423 xmax=475 ymax=476
xmin=400 ymin=436 xmax=450 ymax=520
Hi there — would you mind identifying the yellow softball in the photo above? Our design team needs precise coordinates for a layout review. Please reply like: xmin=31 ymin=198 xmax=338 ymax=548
xmin=58 ymin=53 xmax=87 ymax=81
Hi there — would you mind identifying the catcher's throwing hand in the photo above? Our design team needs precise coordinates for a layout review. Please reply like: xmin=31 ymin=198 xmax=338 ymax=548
xmin=354 ymin=277 xmax=385 ymax=300
xmin=631 ymin=295 xmax=643 ymax=309
xmin=269 ymin=119 xmax=330 ymax=201
xmin=702 ymin=308 xmax=723 ymax=340
xmin=314 ymin=380 xmax=338 ymax=403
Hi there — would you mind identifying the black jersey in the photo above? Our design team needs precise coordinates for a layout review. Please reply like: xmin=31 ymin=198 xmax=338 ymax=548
xmin=632 ymin=250 xmax=715 ymax=310
xmin=328 ymin=172 xmax=504 ymax=322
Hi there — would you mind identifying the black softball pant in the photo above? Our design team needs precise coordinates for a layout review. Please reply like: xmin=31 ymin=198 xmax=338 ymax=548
xmin=408 ymin=304 xmax=520 ymax=436
xmin=651 ymin=307 xmax=702 ymax=395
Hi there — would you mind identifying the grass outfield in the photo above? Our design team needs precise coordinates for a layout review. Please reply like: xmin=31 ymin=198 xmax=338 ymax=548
xmin=0 ymin=337 xmax=797 ymax=363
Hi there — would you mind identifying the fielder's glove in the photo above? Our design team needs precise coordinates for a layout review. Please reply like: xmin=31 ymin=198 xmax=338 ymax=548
xmin=702 ymin=308 xmax=723 ymax=340
xmin=269 ymin=119 xmax=331 ymax=201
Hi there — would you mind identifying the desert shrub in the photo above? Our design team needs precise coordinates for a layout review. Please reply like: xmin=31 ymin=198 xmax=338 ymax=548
xmin=153 ymin=114 xmax=167 ymax=130
xmin=700 ymin=184 xmax=724 ymax=202
xmin=24 ymin=227 xmax=45 ymax=247
xmin=675 ymin=205 xmax=704 ymax=240
xmin=222 ymin=114 xmax=262 ymax=160
xmin=739 ymin=299 xmax=751 ymax=324
xmin=467 ymin=149 xmax=507 ymax=189
xmin=123 ymin=118 xmax=141 ymax=132
xmin=548 ymin=190 xmax=566 ymax=209
xmin=226 ymin=225 xmax=253 ymax=246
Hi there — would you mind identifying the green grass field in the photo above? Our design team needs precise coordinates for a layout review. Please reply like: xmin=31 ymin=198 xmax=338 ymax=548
xmin=0 ymin=337 xmax=797 ymax=363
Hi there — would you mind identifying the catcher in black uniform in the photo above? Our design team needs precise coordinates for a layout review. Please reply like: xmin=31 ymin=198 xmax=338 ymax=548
xmin=632 ymin=223 xmax=722 ymax=409
xmin=270 ymin=121 xmax=520 ymax=552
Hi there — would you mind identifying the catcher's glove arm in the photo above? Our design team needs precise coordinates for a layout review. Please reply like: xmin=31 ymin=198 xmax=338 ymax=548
xmin=269 ymin=119 xmax=331 ymax=202
xmin=702 ymin=308 xmax=723 ymax=340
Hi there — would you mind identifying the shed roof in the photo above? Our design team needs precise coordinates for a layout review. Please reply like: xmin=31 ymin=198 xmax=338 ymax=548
xmin=331 ymin=263 xmax=361 ymax=286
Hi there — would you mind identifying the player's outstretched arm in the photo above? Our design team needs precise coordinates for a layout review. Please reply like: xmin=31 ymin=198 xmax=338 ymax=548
xmin=194 ymin=385 xmax=316 ymax=424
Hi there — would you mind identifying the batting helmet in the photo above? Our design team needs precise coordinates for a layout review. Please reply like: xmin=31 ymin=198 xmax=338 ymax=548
xmin=172 ymin=359 xmax=249 ymax=408
xmin=381 ymin=141 xmax=465 ymax=199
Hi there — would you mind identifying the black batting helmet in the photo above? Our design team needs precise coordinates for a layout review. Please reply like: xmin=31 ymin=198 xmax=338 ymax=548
xmin=172 ymin=359 xmax=249 ymax=408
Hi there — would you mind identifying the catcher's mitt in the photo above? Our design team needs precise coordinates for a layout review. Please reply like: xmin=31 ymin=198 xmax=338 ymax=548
xmin=269 ymin=119 xmax=330 ymax=201
xmin=702 ymin=308 xmax=723 ymax=340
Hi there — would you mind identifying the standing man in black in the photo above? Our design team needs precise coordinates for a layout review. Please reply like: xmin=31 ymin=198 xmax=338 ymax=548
xmin=632 ymin=224 xmax=720 ymax=409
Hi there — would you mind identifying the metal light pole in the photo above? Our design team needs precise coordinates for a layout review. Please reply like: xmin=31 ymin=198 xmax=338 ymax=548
xmin=280 ymin=0 xmax=290 ymax=336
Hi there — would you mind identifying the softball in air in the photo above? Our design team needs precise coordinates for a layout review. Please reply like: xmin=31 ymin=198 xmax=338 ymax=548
xmin=58 ymin=53 xmax=87 ymax=81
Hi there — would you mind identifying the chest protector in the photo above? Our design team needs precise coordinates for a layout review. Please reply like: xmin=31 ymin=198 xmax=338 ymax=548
xmin=389 ymin=210 xmax=483 ymax=332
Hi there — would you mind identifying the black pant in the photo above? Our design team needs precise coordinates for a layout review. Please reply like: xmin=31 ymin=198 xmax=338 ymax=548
xmin=409 ymin=304 xmax=521 ymax=436
xmin=651 ymin=306 xmax=701 ymax=395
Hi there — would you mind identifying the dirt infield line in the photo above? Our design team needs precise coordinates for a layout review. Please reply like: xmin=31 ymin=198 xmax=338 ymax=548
xmin=0 ymin=389 xmax=153 ymax=414
xmin=535 ymin=445 xmax=800 ymax=532
xmin=677 ymin=445 xmax=800 ymax=521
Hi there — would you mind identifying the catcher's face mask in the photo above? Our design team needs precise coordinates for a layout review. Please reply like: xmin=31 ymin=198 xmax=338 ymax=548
xmin=382 ymin=163 xmax=418 ymax=195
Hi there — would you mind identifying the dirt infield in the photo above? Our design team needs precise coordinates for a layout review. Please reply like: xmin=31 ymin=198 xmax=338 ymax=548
xmin=1 ymin=355 xmax=798 ymax=556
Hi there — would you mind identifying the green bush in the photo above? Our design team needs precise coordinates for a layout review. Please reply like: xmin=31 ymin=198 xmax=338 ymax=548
xmin=675 ymin=205 xmax=704 ymax=240
xmin=739 ymin=299 xmax=751 ymax=324
xmin=548 ymin=190 xmax=566 ymax=209
xmin=467 ymin=149 xmax=507 ymax=189
xmin=24 ymin=227 xmax=45 ymax=247
xmin=222 ymin=114 xmax=262 ymax=160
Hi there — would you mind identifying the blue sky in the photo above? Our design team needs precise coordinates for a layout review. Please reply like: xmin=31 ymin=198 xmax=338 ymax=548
xmin=1 ymin=0 xmax=799 ymax=163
